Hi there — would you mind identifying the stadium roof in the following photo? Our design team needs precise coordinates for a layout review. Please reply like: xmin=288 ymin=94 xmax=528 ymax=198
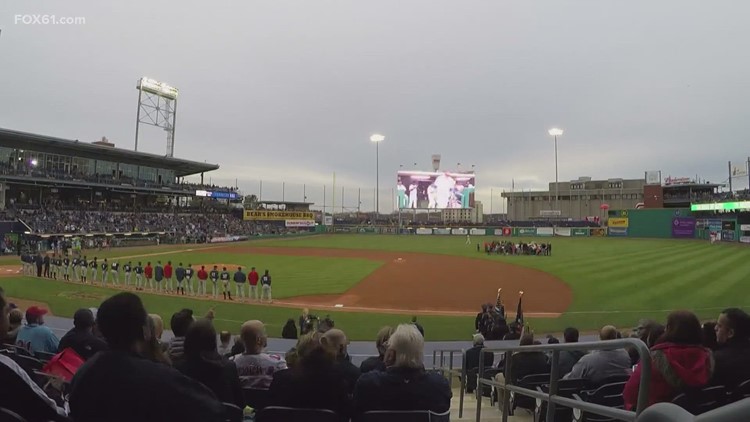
xmin=0 ymin=127 xmax=219 ymax=177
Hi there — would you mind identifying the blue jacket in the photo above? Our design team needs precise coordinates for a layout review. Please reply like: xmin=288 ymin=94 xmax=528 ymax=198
xmin=233 ymin=271 xmax=246 ymax=283
xmin=353 ymin=367 xmax=452 ymax=414
xmin=175 ymin=267 xmax=186 ymax=281
xmin=155 ymin=266 xmax=164 ymax=281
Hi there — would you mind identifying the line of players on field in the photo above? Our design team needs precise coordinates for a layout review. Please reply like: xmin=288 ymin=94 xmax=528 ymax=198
xmin=19 ymin=254 xmax=273 ymax=303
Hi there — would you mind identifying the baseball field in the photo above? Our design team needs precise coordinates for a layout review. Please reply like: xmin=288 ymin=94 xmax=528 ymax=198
xmin=1 ymin=234 xmax=747 ymax=341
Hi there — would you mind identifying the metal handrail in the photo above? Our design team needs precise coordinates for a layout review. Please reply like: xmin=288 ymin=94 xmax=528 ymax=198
xmin=475 ymin=338 xmax=652 ymax=422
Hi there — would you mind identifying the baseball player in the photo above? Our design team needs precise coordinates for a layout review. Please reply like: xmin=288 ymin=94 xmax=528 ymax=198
xmin=175 ymin=263 xmax=186 ymax=296
xmin=185 ymin=264 xmax=195 ymax=296
xmin=89 ymin=257 xmax=98 ymax=283
xmin=110 ymin=261 xmax=120 ymax=285
xmin=135 ymin=262 xmax=144 ymax=290
xmin=62 ymin=255 xmax=70 ymax=281
xmin=164 ymin=261 xmax=174 ymax=293
xmin=80 ymin=256 xmax=88 ymax=284
xmin=466 ymin=233 xmax=471 ymax=245
xmin=248 ymin=267 xmax=260 ymax=302
xmin=123 ymin=261 xmax=132 ymax=287
xmin=209 ymin=266 xmax=219 ymax=298
xmin=233 ymin=267 xmax=246 ymax=301
xmin=220 ymin=266 xmax=232 ymax=300
xmin=197 ymin=265 xmax=208 ymax=296
xmin=154 ymin=261 xmax=164 ymax=292
xmin=260 ymin=270 xmax=272 ymax=303
xmin=71 ymin=255 xmax=79 ymax=282
xmin=100 ymin=259 xmax=109 ymax=286
xmin=144 ymin=261 xmax=153 ymax=291
xmin=56 ymin=255 xmax=63 ymax=280
xmin=50 ymin=254 xmax=58 ymax=280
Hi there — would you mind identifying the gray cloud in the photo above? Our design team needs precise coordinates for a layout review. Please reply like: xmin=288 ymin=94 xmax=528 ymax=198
xmin=1 ymin=0 xmax=748 ymax=211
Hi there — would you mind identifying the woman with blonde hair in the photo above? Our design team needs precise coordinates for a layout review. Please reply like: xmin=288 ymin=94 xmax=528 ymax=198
xmin=360 ymin=326 xmax=394 ymax=373
xmin=142 ymin=314 xmax=170 ymax=365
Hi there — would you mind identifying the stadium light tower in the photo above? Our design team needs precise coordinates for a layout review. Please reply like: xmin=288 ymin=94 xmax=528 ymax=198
xmin=370 ymin=134 xmax=385 ymax=214
xmin=134 ymin=77 xmax=179 ymax=157
xmin=548 ymin=128 xmax=563 ymax=210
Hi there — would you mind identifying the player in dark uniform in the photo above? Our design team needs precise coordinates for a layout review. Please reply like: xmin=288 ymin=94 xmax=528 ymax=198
xmin=89 ymin=257 xmax=98 ymax=283
xmin=71 ymin=256 xmax=80 ymax=282
xmin=80 ymin=256 xmax=88 ymax=284
xmin=220 ymin=267 xmax=232 ymax=300
xmin=123 ymin=261 xmax=132 ymax=287
xmin=185 ymin=264 xmax=194 ymax=296
xmin=100 ymin=259 xmax=109 ymax=286
xmin=134 ymin=261 xmax=144 ymax=290
xmin=209 ymin=266 xmax=220 ymax=299
xmin=111 ymin=261 xmax=120 ymax=285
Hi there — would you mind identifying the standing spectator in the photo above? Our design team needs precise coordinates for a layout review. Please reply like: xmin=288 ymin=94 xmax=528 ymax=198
xmin=0 ymin=288 xmax=68 ymax=421
xmin=5 ymin=308 xmax=23 ymax=344
xmin=712 ymin=308 xmax=750 ymax=389
xmin=248 ymin=267 xmax=260 ymax=301
xmin=564 ymin=326 xmax=631 ymax=386
xmin=623 ymin=311 xmax=714 ymax=410
xmin=175 ymin=319 xmax=244 ymax=409
xmin=58 ymin=308 xmax=108 ymax=360
xmin=16 ymin=306 xmax=59 ymax=355
xmin=321 ymin=329 xmax=361 ymax=394
xmin=354 ymin=324 xmax=452 ymax=414
xmin=360 ymin=326 xmax=394 ymax=374
xmin=68 ymin=293 xmax=225 ymax=421
xmin=231 ymin=320 xmax=287 ymax=388
xmin=168 ymin=309 xmax=195 ymax=365
xmin=260 ymin=269 xmax=272 ymax=303
xmin=233 ymin=267 xmax=246 ymax=301
xmin=559 ymin=327 xmax=585 ymax=376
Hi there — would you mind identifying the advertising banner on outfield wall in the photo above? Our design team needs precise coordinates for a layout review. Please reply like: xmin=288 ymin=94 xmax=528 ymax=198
xmin=609 ymin=227 xmax=628 ymax=237
xmin=515 ymin=227 xmax=537 ymax=236
xmin=672 ymin=217 xmax=696 ymax=238
xmin=244 ymin=210 xmax=315 ymax=221
xmin=554 ymin=228 xmax=571 ymax=237
xmin=572 ymin=228 xmax=589 ymax=237
xmin=723 ymin=230 xmax=736 ymax=241
xmin=591 ymin=228 xmax=607 ymax=237
xmin=470 ymin=228 xmax=485 ymax=236
xmin=741 ymin=236 xmax=750 ymax=244
xmin=434 ymin=228 xmax=451 ymax=235
xmin=608 ymin=218 xmax=629 ymax=228
xmin=452 ymin=228 xmax=467 ymax=235
xmin=502 ymin=227 xmax=512 ymax=236
xmin=416 ymin=228 xmax=433 ymax=235
xmin=285 ymin=220 xmax=316 ymax=228
xmin=537 ymin=227 xmax=554 ymax=237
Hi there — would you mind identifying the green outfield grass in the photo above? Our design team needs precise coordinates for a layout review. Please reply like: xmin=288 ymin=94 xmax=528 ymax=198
xmin=4 ymin=235 xmax=750 ymax=340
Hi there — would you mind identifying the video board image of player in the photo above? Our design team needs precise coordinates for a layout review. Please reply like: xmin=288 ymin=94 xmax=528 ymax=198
xmin=396 ymin=171 xmax=475 ymax=209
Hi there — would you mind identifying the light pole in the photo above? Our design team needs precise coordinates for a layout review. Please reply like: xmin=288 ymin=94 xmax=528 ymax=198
xmin=370 ymin=134 xmax=385 ymax=214
xmin=548 ymin=128 xmax=563 ymax=211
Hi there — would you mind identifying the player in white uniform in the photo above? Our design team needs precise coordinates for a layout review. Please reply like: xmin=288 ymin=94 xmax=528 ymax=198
xmin=408 ymin=183 xmax=419 ymax=208
xmin=434 ymin=172 xmax=456 ymax=209
xmin=466 ymin=233 xmax=471 ymax=245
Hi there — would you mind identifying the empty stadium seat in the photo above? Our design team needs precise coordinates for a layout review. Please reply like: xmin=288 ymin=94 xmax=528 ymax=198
xmin=222 ymin=402 xmax=243 ymax=422
xmin=255 ymin=406 xmax=340 ymax=422
xmin=672 ymin=385 xmax=728 ymax=415
xmin=512 ymin=373 xmax=550 ymax=413
xmin=572 ymin=381 xmax=627 ymax=422
xmin=0 ymin=407 xmax=27 ymax=422
xmin=535 ymin=378 xmax=588 ymax=422
xmin=242 ymin=387 xmax=269 ymax=410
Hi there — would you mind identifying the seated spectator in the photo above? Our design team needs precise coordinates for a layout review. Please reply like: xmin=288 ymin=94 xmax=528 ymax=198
xmin=354 ymin=324 xmax=452 ymax=414
xmin=702 ymin=321 xmax=718 ymax=350
xmin=559 ymin=327 xmax=585 ymax=376
xmin=231 ymin=320 xmax=287 ymax=388
xmin=16 ymin=306 xmax=59 ymax=355
xmin=58 ymin=308 xmax=108 ymax=360
xmin=5 ymin=308 xmax=23 ymax=344
xmin=143 ymin=314 xmax=171 ymax=365
xmin=148 ymin=313 xmax=166 ymax=351
xmin=711 ymin=308 xmax=750 ymax=389
xmin=624 ymin=311 xmax=714 ymax=410
xmin=281 ymin=318 xmax=298 ymax=339
xmin=268 ymin=333 xmax=351 ymax=420
xmin=564 ymin=325 xmax=631 ymax=386
xmin=176 ymin=319 xmax=244 ymax=409
xmin=509 ymin=333 xmax=550 ymax=382
xmin=217 ymin=330 xmax=232 ymax=356
xmin=465 ymin=334 xmax=494 ymax=393
xmin=0 ymin=287 xmax=68 ymax=421
xmin=168 ymin=309 xmax=195 ymax=365
xmin=68 ymin=293 xmax=225 ymax=422
xmin=360 ymin=326 xmax=394 ymax=374
xmin=321 ymin=328 xmax=361 ymax=393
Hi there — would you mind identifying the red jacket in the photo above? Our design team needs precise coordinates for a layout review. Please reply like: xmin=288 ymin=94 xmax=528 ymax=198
xmin=624 ymin=342 xmax=713 ymax=410
xmin=197 ymin=268 xmax=208 ymax=281
xmin=144 ymin=265 xmax=153 ymax=278
xmin=164 ymin=264 xmax=173 ymax=278
xmin=248 ymin=271 xmax=259 ymax=286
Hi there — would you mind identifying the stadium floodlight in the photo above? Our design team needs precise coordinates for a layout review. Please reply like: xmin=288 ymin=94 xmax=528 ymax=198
xmin=135 ymin=77 xmax=179 ymax=157
xmin=548 ymin=128 xmax=563 ymax=211
xmin=370 ymin=134 xmax=385 ymax=214
xmin=30 ymin=159 xmax=38 ymax=166
xmin=137 ymin=77 xmax=179 ymax=100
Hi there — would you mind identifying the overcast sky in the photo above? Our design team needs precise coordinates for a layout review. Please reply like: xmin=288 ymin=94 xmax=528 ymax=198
xmin=2 ymin=1 xmax=749 ymax=212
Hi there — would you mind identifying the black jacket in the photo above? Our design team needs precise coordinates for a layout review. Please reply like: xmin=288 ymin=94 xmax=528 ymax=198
xmin=559 ymin=350 xmax=586 ymax=377
xmin=510 ymin=351 xmax=550 ymax=383
xmin=58 ymin=328 xmax=108 ymax=361
xmin=360 ymin=356 xmax=386 ymax=374
xmin=268 ymin=366 xmax=351 ymax=421
xmin=711 ymin=340 xmax=750 ymax=388
xmin=0 ymin=354 xmax=66 ymax=422
xmin=353 ymin=366 xmax=452 ymax=414
xmin=335 ymin=355 xmax=361 ymax=394
xmin=175 ymin=357 xmax=244 ymax=409
xmin=281 ymin=322 xmax=298 ymax=339
xmin=465 ymin=345 xmax=494 ymax=370
xmin=69 ymin=350 xmax=225 ymax=422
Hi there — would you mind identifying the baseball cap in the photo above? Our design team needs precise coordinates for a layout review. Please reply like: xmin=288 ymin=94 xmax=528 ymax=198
xmin=26 ymin=306 xmax=48 ymax=318
xmin=73 ymin=308 xmax=96 ymax=328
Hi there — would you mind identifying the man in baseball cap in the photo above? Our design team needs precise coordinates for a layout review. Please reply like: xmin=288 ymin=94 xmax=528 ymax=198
xmin=16 ymin=305 xmax=59 ymax=355
xmin=58 ymin=308 xmax=108 ymax=360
